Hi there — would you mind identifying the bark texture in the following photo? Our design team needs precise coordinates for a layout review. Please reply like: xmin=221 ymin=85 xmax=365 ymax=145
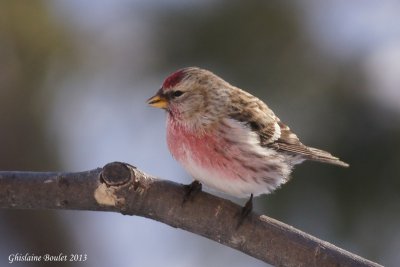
xmin=0 ymin=162 xmax=383 ymax=267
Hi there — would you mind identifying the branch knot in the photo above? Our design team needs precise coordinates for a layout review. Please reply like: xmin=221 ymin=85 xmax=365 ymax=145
xmin=100 ymin=162 xmax=134 ymax=186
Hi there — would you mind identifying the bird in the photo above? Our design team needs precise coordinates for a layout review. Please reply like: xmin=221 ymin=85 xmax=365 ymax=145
xmin=147 ymin=67 xmax=348 ymax=224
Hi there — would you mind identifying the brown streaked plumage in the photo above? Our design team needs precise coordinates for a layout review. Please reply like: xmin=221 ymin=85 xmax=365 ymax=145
xmin=147 ymin=67 xmax=348 ymax=220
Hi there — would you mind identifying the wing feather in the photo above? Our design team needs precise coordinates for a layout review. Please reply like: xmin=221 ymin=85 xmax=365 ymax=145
xmin=270 ymin=121 xmax=349 ymax=167
xmin=227 ymin=88 xmax=348 ymax=167
xmin=228 ymin=88 xmax=280 ymax=144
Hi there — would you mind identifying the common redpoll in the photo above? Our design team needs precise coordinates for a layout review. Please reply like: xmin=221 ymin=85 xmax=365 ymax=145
xmin=147 ymin=67 xmax=348 ymax=219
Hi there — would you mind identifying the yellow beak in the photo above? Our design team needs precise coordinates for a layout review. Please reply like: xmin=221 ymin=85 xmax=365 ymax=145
xmin=147 ymin=93 xmax=168 ymax=109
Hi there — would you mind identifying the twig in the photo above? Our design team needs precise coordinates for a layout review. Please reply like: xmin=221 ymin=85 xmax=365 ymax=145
xmin=0 ymin=162 xmax=383 ymax=267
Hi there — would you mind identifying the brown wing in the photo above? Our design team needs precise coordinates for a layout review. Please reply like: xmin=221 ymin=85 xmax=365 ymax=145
xmin=270 ymin=121 xmax=349 ymax=167
xmin=227 ymin=89 xmax=280 ymax=144
xmin=227 ymin=88 xmax=348 ymax=167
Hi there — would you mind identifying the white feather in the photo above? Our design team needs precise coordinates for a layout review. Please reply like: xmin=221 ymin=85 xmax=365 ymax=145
xmin=179 ymin=118 xmax=291 ymax=198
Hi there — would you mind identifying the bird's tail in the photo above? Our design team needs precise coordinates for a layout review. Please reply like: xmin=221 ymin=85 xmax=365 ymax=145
xmin=307 ymin=147 xmax=349 ymax=167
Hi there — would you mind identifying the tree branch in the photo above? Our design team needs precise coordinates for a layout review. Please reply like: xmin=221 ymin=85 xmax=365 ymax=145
xmin=0 ymin=162 xmax=382 ymax=267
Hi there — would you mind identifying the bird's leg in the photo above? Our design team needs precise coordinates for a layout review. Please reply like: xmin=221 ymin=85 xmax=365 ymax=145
xmin=182 ymin=180 xmax=202 ymax=204
xmin=237 ymin=194 xmax=253 ymax=228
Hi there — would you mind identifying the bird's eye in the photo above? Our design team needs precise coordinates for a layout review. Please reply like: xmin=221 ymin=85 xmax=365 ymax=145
xmin=172 ymin=90 xmax=184 ymax=98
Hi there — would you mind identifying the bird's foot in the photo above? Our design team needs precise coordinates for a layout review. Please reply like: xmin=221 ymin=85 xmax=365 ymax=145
xmin=236 ymin=194 xmax=253 ymax=228
xmin=182 ymin=180 xmax=202 ymax=204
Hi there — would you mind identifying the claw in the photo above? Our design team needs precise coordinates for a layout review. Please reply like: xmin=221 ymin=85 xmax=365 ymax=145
xmin=237 ymin=194 xmax=253 ymax=228
xmin=182 ymin=180 xmax=202 ymax=205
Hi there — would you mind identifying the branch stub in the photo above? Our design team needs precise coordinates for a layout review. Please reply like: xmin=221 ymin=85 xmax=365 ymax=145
xmin=101 ymin=162 xmax=132 ymax=186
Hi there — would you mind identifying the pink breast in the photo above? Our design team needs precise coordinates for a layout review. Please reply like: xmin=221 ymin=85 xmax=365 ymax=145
xmin=166 ymin=119 xmax=234 ymax=177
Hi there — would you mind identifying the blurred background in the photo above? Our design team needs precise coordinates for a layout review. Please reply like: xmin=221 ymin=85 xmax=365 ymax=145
xmin=0 ymin=0 xmax=399 ymax=266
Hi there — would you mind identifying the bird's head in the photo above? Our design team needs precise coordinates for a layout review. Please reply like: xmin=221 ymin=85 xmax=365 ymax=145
xmin=147 ymin=67 xmax=230 ymax=126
